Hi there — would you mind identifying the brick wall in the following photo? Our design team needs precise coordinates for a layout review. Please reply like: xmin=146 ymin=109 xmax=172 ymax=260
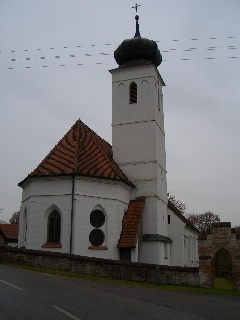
xmin=199 ymin=222 xmax=240 ymax=290
xmin=0 ymin=246 xmax=200 ymax=287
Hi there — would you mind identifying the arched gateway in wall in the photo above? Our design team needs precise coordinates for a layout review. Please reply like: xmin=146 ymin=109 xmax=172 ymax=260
xmin=198 ymin=222 xmax=240 ymax=290
xmin=214 ymin=247 xmax=232 ymax=278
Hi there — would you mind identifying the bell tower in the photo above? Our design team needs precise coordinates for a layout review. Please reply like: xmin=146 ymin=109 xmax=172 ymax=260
xmin=110 ymin=13 xmax=170 ymax=264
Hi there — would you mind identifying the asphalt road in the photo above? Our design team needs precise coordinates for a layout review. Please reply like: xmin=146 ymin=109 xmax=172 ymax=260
xmin=0 ymin=265 xmax=240 ymax=320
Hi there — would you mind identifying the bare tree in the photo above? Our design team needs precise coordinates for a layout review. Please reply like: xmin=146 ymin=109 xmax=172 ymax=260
xmin=9 ymin=211 xmax=20 ymax=224
xmin=186 ymin=211 xmax=220 ymax=233
xmin=167 ymin=191 xmax=186 ymax=215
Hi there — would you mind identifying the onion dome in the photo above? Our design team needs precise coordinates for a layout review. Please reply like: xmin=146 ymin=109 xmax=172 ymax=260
xmin=114 ymin=15 xmax=162 ymax=68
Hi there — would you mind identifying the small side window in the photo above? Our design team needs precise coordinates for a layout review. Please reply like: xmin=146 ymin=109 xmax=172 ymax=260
xmin=168 ymin=215 xmax=170 ymax=224
xmin=164 ymin=243 xmax=169 ymax=259
xmin=129 ymin=82 xmax=137 ymax=103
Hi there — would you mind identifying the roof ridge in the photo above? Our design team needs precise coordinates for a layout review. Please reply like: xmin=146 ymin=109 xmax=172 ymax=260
xmin=75 ymin=119 xmax=81 ymax=172
xmin=79 ymin=119 xmax=134 ymax=186
xmin=28 ymin=121 xmax=79 ymax=177
xmin=19 ymin=119 xmax=135 ymax=188
xmin=79 ymin=119 xmax=112 ymax=156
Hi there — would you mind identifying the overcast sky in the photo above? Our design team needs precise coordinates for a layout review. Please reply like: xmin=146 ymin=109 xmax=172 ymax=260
xmin=1 ymin=0 xmax=240 ymax=226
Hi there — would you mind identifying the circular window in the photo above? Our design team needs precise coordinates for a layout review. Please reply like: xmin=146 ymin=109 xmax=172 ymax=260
xmin=89 ymin=229 xmax=105 ymax=246
xmin=90 ymin=210 xmax=105 ymax=228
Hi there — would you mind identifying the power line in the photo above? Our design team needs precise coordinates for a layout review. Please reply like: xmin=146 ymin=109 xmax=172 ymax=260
xmin=1 ymin=36 xmax=239 ymax=71
xmin=0 ymin=35 xmax=238 ymax=55
xmin=0 ymin=44 xmax=239 ymax=66
xmin=1 ymin=56 xmax=240 ymax=71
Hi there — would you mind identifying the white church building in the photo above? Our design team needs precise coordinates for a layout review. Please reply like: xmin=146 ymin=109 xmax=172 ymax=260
xmin=18 ymin=15 xmax=199 ymax=267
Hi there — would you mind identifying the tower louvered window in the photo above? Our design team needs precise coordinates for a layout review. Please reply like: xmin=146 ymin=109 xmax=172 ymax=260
xmin=129 ymin=82 xmax=137 ymax=103
xmin=47 ymin=210 xmax=61 ymax=243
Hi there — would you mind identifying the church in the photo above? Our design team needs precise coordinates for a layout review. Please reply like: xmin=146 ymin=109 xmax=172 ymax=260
xmin=18 ymin=14 xmax=199 ymax=267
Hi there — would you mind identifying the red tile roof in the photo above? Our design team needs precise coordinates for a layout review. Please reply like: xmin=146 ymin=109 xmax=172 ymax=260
xmin=118 ymin=199 xmax=145 ymax=248
xmin=0 ymin=224 xmax=19 ymax=242
xmin=19 ymin=119 xmax=134 ymax=188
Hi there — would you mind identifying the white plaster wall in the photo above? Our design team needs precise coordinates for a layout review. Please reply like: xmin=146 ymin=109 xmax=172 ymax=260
xmin=110 ymin=65 xmax=164 ymax=120
xmin=19 ymin=176 xmax=132 ymax=259
xmin=74 ymin=177 xmax=131 ymax=204
xmin=184 ymin=227 xmax=199 ymax=267
xmin=18 ymin=205 xmax=27 ymax=247
xmin=168 ymin=207 xmax=185 ymax=266
xmin=110 ymin=65 xmax=167 ymax=214
xmin=112 ymin=122 xmax=166 ymax=172
xmin=18 ymin=204 xmax=25 ymax=247
xmin=168 ymin=207 xmax=199 ymax=267
xmin=20 ymin=177 xmax=73 ymax=252
xmin=22 ymin=196 xmax=72 ymax=253
xmin=21 ymin=176 xmax=72 ymax=201
xmin=19 ymin=177 xmax=75 ymax=253
xmin=139 ymin=241 xmax=168 ymax=265
xmin=131 ymin=242 xmax=138 ymax=263
xmin=72 ymin=177 xmax=131 ymax=260
xmin=111 ymin=65 xmax=165 ymax=171
xmin=110 ymin=63 xmax=168 ymax=266
xmin=141 ymin=198 xmax=168 ymax=236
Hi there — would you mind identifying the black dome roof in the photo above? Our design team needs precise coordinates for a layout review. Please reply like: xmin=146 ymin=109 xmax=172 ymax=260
xmin=114 ymin=15 xmax=162 ymax=68
xmin=114 ymin=37 xmax=162 ymax=67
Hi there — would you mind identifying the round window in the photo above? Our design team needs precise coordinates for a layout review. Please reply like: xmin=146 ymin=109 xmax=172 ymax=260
xmin=90 ymin=210 xmax=105 ymax=228
xmin=89 ymin=229 xmax=105 ymax=246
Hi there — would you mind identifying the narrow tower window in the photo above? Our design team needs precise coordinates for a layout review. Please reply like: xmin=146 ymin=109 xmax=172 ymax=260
xmin=129 ymin=82 xmax=137 ymax=103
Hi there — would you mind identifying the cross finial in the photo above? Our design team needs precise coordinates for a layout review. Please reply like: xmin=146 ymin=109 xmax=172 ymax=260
xmin=132 ymin=3 xmax=141 ymax=13
xmin=134 ymin=14 xmax=140 ymax=37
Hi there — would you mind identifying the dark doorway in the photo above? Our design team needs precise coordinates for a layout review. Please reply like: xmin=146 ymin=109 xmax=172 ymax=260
xmin=214 ymin=248 xmax=232 ymax=278
xmin=120 ymin=248 xmax=131 ymax=262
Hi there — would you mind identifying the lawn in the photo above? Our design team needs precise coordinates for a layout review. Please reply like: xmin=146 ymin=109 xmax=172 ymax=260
xmin=214 ymin=277 xmax=234 ymax=291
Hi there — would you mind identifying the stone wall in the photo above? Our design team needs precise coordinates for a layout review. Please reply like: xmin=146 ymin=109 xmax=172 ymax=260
xmin=198 ymin=256 xmax=213 ymax=288
xmin=0 ymin=246 xmax=199 ymax=287
xmin=0 ymin=234 xmax=5 ymax=245
xmin=199 ymin=222 xmax=240 ymax=290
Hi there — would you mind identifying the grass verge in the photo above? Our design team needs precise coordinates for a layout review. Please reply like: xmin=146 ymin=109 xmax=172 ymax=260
xmin=1 ymin=261 xmax=240 ymax=296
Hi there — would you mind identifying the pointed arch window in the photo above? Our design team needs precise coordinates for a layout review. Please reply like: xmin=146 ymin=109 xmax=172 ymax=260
xmin=129 ymin=82 xmax=137 ymax=103
xmin=47 ymin=210 xmax=61 ymax=243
